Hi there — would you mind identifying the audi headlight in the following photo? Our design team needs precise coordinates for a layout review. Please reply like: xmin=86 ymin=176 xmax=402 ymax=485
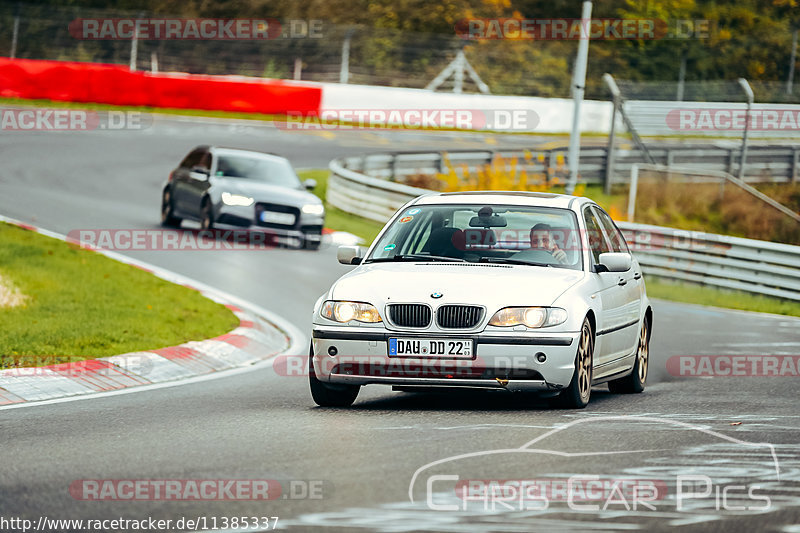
xmin=321 ymin=301 xmax=382 ymax=323
xmin=302 ymin=203 xmax=325 ymax=216
xmin=221 ymin=192 xmax=255 ymax=207
xmin=488 ymin=307 xmax=567 ymax=328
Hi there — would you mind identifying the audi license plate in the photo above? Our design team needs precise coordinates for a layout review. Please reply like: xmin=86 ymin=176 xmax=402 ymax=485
xmin=260 ymin=211 xmax=296 ymax=225
xmin=388 ymin=338 xmax=473 ymax=358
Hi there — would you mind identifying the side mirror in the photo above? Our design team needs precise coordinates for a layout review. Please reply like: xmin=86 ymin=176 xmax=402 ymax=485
xmin=304 ymin=178 xmax=317 ymax=190
xmin=189 ymin=166 xmax=209 ymax=181
xmin=337 ymin=245 xmax=365 ymax=265
xmin=598 ymin=252 xmax=632 ymax=273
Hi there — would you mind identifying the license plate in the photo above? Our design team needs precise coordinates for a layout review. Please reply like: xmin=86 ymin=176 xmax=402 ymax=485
xmin=260 ymin=211 xmax=296 ymax=225
xmin=388 ymin=338 xmax=473 ymax=358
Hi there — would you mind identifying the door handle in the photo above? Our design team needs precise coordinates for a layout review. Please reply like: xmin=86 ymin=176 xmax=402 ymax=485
xmin=618 ymin=278 xmax=627 ymax=286
xmin=633 ymin=272 xmax=642 ymax=280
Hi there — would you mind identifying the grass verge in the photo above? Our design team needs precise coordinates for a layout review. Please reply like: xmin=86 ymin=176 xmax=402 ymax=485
xmin=645 ymin=278 xmax=800 ymax=317
xmin=0 ymin=222 xmax=240 ymax=366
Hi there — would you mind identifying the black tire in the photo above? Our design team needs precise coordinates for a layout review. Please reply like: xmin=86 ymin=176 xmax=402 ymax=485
xmin=160 ymin=189 xmax=182 ymax=228
xmin=554 ymin=317 xmax=594 ymax=409
xmin=309 ymin=345 xmax=359 ymax=407
xmin=302 ymin=235 xmax=321 ymax=251
xmin=200 ymin=199 xmax=215 ymax=231
xmin=608 ymin=317 xmax=649 ymax=394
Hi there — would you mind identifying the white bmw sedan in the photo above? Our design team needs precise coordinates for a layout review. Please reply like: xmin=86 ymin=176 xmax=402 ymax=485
xmin=310 ymin=192 xmax=652 ymax=409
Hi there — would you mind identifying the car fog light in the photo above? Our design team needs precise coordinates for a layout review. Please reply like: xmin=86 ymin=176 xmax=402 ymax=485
xmin=536 ymin=352 xmax=547 ymax=363
xmin=328 ymin=346 xmax=338 ymax=357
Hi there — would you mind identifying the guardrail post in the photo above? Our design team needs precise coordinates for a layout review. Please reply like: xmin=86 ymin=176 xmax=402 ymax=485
xmin=627 ymin=164 xmax=639 ymax=222
xmin=389 ymin=153 xmax=397 ymax=182
xmin=792 ymin=149 xmax=799 ymax=183
xmin=546 ymin=150 xmax=556 ymax=186
xmin=738 ymin=78 xmax=754 ymax=180
xmin=726 ymin=149 xmax=735 ymax=175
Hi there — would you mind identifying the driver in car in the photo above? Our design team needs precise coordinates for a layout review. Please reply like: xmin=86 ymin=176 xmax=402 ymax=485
xmin=520 ymin=223 xmax=569 ymax=264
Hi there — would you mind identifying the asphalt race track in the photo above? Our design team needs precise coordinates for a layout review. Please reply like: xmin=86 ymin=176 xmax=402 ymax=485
xmin=1 ymin=114 xmax=799 ymax=532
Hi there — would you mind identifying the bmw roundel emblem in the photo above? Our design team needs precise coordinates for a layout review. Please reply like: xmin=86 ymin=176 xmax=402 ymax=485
xmin=431 ymin=292 xmax=443 ymax=299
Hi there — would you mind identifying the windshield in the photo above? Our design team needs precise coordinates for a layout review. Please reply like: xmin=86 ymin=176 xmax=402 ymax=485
xmin=215 ymin=154 xmax=302 ymax=188
xmin=366 ymin=204 xmax=584 ymax=270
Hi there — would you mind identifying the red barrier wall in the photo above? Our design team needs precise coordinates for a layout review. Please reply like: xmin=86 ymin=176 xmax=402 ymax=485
xmin=0 ymin=58 xmax=321 ymax=115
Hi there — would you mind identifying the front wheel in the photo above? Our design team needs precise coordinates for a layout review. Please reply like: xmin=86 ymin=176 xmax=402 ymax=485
xmin=309 ymin=346 xmax=359 ymax=407
xmin=200 ymin=200 xmax=215 ymax=231
xmin=609 ymin=317 xmax=649 ymax=394
xmin=554 ymin=317 xmax=594 ymax=409
xmin=161 ymin=189 xmax=182 ymax=227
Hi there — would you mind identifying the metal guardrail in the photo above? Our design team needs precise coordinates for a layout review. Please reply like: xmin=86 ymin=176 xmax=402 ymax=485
xmin=328 ymin=156 xmax=800 ymax=301
xmin=338 ymin=144 xmax=800 ymax=186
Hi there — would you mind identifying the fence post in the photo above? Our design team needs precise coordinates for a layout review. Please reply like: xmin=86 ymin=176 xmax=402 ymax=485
xmin=293 ymin=58 xmax=302 ymax=80
xmin=602 ymin=73 xmax=621 ymax=195
xmin=792 ymin=149 xmax=799 ymax=183
xmin=10 ymin=13 xmax=20 ymax=59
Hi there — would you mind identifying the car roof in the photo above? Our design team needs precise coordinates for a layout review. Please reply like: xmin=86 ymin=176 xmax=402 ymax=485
xmin=412 ymin=191 xmax=593 ymax=210
xmin=208 ymin=147 xmax=285 ymax=160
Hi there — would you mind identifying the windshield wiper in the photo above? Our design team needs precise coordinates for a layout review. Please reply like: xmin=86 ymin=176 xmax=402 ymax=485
xmin=365 ymin=254 xmax=466 ymax=263
xmin=478 ymin=257 xmax=551 ymax=267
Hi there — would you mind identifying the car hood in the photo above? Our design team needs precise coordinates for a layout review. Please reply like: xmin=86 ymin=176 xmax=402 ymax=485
xmin=330 ymin=263 xmax=584 ymax=309
xmin=213 ymin=178 xmax=320 ymax=206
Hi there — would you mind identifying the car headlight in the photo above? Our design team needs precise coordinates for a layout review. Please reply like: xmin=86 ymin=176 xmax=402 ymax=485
xmin=302 ymin=203 xmax=325 ymax=216
xmin=488 ymin=307 xmax=567 ymax=328
xmin=321 ymin=301 xmax=382 ymax=323
xmin=221 ymin=192 xmax=255 ymax=207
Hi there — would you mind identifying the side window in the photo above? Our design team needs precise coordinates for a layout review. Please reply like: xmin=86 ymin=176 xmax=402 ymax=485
xmin=593 ymin=207 xmax=628 ymax=253
xmin=198 ymin=152 xmax=212 ymax=170
xmin=582 ymin=207 xmax=611 ymax=265
xmin=180 ymin=149 xmax=203 ymax=169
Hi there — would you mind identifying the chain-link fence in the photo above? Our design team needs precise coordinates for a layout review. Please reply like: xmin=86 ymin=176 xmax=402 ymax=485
xmin=0 ymin=3 xmax=607 ymax=97
xmin=0 ymin=3 xmax=498 ymax=91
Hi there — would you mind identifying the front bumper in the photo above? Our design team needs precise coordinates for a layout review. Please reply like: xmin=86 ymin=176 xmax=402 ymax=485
xmin=214 ymin=203 xmax=324 ymax=244
xmin=311 ymin=328 xmax=580 ymax=391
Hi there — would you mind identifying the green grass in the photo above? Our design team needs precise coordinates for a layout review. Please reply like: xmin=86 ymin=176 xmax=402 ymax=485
xmin=646 ymin=278 xmax=800 ymax=317
xmin=0 ymin=222 xmax=239 ymax=366
xmin=299 ymin=169 xmax=386 ymax=244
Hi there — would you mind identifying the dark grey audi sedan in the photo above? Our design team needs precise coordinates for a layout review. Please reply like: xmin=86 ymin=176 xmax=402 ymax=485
xmin=160 ymin=146 xmax=325 ymax=249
